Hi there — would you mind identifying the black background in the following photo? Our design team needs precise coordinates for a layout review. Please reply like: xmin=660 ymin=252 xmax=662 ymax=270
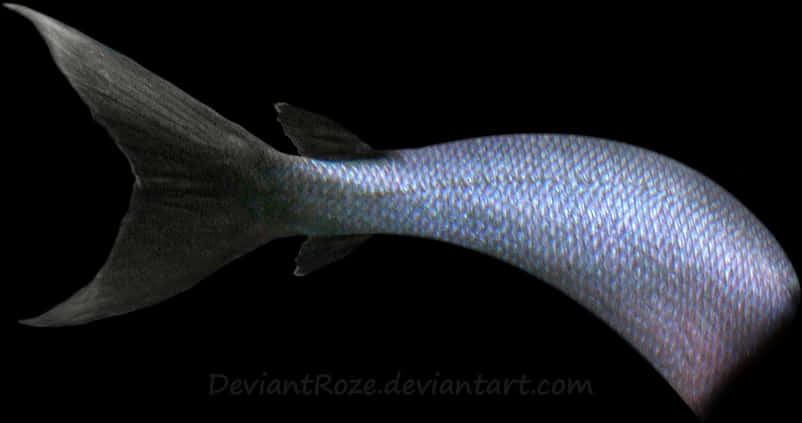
xmin=3 ymin=2 xmax=798 ymax=421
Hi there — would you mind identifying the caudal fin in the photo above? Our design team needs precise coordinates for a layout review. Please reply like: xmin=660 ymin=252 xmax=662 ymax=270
xmin=7 ymin=4 xmax=280 ymax=326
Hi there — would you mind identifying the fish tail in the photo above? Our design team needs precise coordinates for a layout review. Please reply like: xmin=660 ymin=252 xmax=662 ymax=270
xmin=8 ymin=4 xmax=288 ymax=326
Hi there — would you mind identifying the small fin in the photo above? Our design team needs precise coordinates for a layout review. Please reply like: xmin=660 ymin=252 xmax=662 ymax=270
xmin=295 ymin=235 xmax=371 ymax=276
xmin=275 ymin=103 xmax=376 ymax=274
xmin=275 ymin=102 xmax=381 ymax=160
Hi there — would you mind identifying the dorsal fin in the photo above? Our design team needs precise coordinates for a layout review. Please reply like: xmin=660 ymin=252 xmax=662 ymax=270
xmin=274 ymin=102 xmax=374 ymax=275
xmin=274 ymin=102 xmax=380 ymax=160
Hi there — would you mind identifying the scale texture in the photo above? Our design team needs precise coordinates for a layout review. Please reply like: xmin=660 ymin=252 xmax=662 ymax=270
xmin=6 ymin=3 xmax=798 ymax=418
xmin=283 ymin=135 xmax=799 ymax=415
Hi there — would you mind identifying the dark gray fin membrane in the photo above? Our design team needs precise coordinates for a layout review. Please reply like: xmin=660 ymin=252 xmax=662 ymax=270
xmin=274 ymin=102 xmax=383 ymax=160
xmin=7 ymin=4 xmax=275 ymax=326
xmin=294 ymin=235 xmax=372 ymax=276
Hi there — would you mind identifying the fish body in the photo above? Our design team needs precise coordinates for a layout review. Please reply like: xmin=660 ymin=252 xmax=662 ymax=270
xmin=281 ymin=132 xmax=797 ymax=414
xmin=4 ymin=3 xmax=798 ymax=418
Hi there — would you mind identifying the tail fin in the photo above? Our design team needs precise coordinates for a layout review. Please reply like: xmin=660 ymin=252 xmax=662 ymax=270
xmin=7 ymin=4 xmax=279 ymax=326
